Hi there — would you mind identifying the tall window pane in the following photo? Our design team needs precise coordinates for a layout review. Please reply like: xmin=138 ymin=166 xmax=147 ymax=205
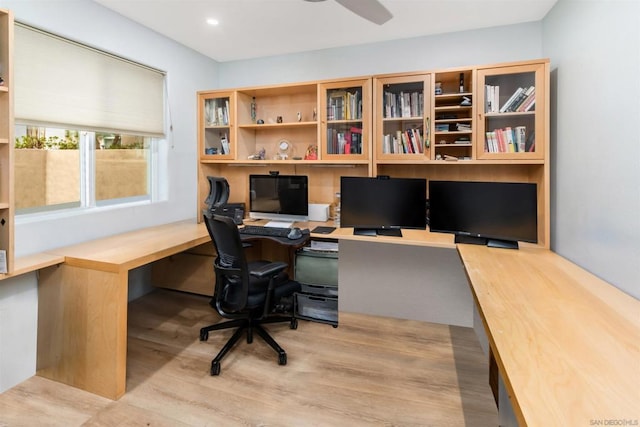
xmin=14 ymin=125 xmax=80 ymax=212
xmin=96 ymin=133 xmax=150 ymax=203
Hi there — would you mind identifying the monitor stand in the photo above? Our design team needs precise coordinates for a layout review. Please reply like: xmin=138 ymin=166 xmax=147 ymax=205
xmin=376 ymin=228 xmax=403 ymax=237
xmin=454 ymin=235 xmax=487 ymax=245
xmin=454 ymin=234 xmax=519 ymax=249
xmin=487 ymin=238 xmax=519 ymax=250
xmin=354 ymin=228 xmax=403 ymax=237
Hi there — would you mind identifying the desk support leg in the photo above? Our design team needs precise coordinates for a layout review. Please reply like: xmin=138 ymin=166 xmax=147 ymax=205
xmin=37 ymin=264 xmax=128 ymax=400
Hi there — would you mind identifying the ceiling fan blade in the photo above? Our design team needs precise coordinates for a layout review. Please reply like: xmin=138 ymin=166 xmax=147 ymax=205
xmin=335 ymin=0 xmax=393 ymax=25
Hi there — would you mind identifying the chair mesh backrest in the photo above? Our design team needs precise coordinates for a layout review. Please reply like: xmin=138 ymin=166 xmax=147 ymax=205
xmin=203 ymin=212 xmax=250 ymax=312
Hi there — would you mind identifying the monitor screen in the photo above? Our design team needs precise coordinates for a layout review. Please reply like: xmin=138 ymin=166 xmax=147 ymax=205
xmin=249 ymin=174 xmax=309 ymax=222
xmin=340 ymin=176 xmax=427 ymax=237
xmin=428 ymin=180 xmax=538 ymax=249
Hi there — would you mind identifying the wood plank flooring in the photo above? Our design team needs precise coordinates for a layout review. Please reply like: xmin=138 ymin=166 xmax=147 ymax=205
xmin=0 ymin=289 xmax=497 ymax=426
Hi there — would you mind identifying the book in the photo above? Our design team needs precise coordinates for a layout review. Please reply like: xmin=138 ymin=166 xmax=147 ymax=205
xmin=220 ymin=134 xmax=229 ymax=154
xmin=525 ymin=130 xmax=536 ymax=152
xmin=504 ymin=127 xmax=515 ymax=152
xmin=516 ymin=89 xmax=536 ymax=112
xmin=350 ymin=127 xmax=362 ymax=154
xmin=509 ymin=86 xmax=534 ymax=112
xmin=499 ymin=87 xmax=523 ymax=113
xmin=485 ymin=85 xmax=500 ymax=113
xmin=515 ymin=126 xmax=526 ymax=152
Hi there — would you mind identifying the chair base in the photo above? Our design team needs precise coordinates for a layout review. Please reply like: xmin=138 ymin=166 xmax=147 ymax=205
xmin=199 ymin=316 xmax=297 ymax=376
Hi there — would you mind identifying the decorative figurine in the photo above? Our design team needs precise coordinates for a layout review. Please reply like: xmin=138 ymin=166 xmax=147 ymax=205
xmin=297 ymin=112 xmax=302 ymax=122
xmin=276 ymin=116 xmax=283 ymax=123
xmin=304 ymin=144 xmax=318 ymax=160
xmin=248 ymin=147 xmax=265 ymax=160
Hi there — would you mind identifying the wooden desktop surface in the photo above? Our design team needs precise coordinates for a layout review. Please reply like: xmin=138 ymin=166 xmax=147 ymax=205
xmin=458 ymin=244 xmax=640 ymax=426
xmin=45 ymin=220 xmax=211 ymax=273
xmin=35 ymin=219 xmax=639 ymax=424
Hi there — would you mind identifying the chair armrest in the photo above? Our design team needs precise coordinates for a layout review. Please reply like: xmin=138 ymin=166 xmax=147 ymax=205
xmin=249 ymin=261 xmax=288 ymax=278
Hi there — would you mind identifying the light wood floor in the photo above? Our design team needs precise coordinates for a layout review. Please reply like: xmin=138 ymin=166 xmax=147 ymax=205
xmin=0 ymin=289 xmax=497 ymax=426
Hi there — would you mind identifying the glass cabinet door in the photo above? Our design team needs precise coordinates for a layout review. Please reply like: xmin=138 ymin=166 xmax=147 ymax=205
xmin=476 ymin=63 xmax=546 ymax=160
xmin=199 ymin=91 xmax=234 ymax=159
xmin=374 ymin=74 xmax=430 ymax=161
xmin=319 ymin=79 xmax=371 ymax=161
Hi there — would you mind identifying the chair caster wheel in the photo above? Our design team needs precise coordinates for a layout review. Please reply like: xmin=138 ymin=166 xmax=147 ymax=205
xmin=200 ymin=330 xmax=209 ymax=341
xmin=211 ymin=361 xmax=221 ymax=376
xmin=290 ymin=318 xmax=298 ymax=329
xmin=332 ymin=325 xmax=338 ymax=328
xmin=278 ymin=353 xmax=287 ymax=366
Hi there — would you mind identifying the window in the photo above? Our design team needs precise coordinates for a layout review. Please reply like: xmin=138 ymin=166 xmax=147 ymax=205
xmin=14 ymin=125 xmax=156 ymax=213
xmin=13 ymin=23 xmax=165 ymax=215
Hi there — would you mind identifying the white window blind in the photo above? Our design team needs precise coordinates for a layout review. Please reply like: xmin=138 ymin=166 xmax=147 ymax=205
xmin=14 ymin=23 xmax=165 ymax=137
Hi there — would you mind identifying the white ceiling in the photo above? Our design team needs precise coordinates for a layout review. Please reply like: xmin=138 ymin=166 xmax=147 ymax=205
xmin=94 ymin=0 xmax=557 ymax=62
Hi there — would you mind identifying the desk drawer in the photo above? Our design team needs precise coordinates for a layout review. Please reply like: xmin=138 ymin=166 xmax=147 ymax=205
xmin=295 ymin=250 xmax=338 ymax=286
xmin=300 ymin=283 xmax=338 ymax=298
xmin=295 ymin=293 xmax=338 ymax=324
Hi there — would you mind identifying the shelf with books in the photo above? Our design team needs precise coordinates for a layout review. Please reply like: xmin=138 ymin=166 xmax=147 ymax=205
xmin=320 ymin=79 xmax=371 ymax=161
xmin=477 ymin=62 xmax=547 ymax=160
xmin=374 ymin=74 xmax=430 ymax=161
xmin=198 ymin=90 xmax=235 ymax=159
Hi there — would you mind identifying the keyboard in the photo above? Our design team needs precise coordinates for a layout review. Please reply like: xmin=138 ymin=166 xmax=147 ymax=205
xmin=239 ymin=225 xmax=291 ymax=238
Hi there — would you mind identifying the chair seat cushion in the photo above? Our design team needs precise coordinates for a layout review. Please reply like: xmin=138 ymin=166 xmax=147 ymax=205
xmin=245 ymin=260 xmax=300 ymax=309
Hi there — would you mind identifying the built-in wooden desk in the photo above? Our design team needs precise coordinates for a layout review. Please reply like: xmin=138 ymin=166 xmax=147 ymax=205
xmin=33 ymin=219 xmax=639 ymax=426
xmin=36 ymin=220 xmax=210 ymax=400
xmin=0 ymin=252 xmax=64 ymax=281
xmin=458 ymin=244 xmax=640 ymax=426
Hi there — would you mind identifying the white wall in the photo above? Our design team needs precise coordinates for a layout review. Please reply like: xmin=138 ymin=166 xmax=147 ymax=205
xmin=0 ymin=0 xmax=219 ymax=392
xmin=219 ymin=22 xmax=543 ymax=87
xmin=543 ymin=0 xmax=640 ymax=299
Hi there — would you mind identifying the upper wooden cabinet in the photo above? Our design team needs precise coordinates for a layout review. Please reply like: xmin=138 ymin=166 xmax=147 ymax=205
xmin=198 ymin=90 xmax=235 ymax=160
xmin=319 ymin=78 xmax=371 ymax=163
xmin=196 ymin=59 xmax=550 ymax=247
xmin=373 ymin=73 xmax=431 ymax=162
xmin=476 ymin=61 xmax=548 ymax=160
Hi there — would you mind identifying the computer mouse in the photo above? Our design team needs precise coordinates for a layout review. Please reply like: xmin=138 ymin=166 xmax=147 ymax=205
xmin=287 ymin=227 xmax=303 ymax=240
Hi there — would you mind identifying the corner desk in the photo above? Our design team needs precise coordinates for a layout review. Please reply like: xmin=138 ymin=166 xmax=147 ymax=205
xmin=34 ymin=220 xmax=639 ymax=426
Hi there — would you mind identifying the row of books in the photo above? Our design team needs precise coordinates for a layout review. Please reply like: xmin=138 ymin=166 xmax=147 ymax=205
xmin=383 ymin=91 xmax=424 ymax=118
xmin=205 ymin=98 xmax=230 ymax=126
xmin=327 ymin=90 xmax=362 ymax=121
xmin=485 ymin=126 xmax=535 ymax=153
xmin=381 ymin=128 xmax=425 ymax=154
xmin=500 ymin=86 xmax=535 ymax=112
xmin=327 ymin=127 xmax=363 ymax=155
xmin=484 ymin=85 xmax=536 ymax=113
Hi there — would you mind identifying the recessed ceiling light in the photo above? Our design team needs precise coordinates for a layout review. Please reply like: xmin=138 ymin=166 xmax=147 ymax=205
xmin=206 ymin=18 xmax=219 ymax=26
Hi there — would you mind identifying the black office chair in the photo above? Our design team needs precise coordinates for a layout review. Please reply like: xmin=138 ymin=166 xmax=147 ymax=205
xmin=200 ymin=176 xmax=300 ymax=376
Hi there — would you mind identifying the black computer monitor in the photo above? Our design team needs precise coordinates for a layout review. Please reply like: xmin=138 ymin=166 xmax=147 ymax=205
xmin=428 ymin=180 xmax=538 ymax=249
xmin=249 ymin=174 xmax=309 ymax=222
xmin=340 ymin=176 xmax=427 ymax=237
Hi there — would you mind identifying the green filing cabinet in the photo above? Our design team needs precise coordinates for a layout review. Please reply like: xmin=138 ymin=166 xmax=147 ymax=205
xmin=294 ymin=248 xmax=338 ymax=326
